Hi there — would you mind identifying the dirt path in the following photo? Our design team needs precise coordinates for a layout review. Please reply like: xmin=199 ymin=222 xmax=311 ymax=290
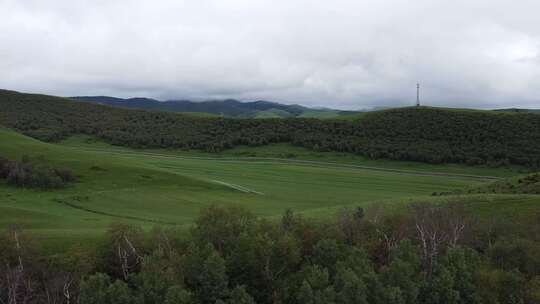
xmin=212 ymin=180 xmax=264 ymax=195
xmin=52 ymin=197 xmax=176 ymax=225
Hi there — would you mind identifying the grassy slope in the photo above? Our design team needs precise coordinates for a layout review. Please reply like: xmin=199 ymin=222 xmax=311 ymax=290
xmin=179 ymin=112 xmax=221 ymax=118
xmin=0 ymin=130 xmax=487 ymax=231
xmin=59 ymin=136 xmax=540 ymax=220
xmin=0 ymin=129 xmax=231 ymax=237
xmin=254 ymin=109 xmax=294 ymax=118
xmin=61 ymin=135 xmax=526 ymax=178
xmin=298 ymin=110 xmax=341 ymax=119
xmin=1 ymin=128 xmax=539 ymax=251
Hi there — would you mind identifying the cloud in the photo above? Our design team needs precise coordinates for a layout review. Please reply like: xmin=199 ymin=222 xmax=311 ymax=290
xmin=1 ymin=0 xmax=539 ymax=109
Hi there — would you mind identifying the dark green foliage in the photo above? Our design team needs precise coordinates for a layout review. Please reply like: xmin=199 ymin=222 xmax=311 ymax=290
xmin=191 ymin=205 xmax=256 ymax=255
xmin=95 ymin=223 xmax=147 ymax=280
xmin=312 ymin=239 xmax=343 ymax=274
xmin=2 ymin=204 xmax=540 ymax=304
xmin=489 ymin=239 xmax=540 ymax=276
xmin=0 ymin=156 xmax=7 ymax=175
xmin=439 ymin=247 xmax=480 ymax=304
xmin=526 ymin=276 xmax=540 ymax=304
xmin=106 ymin=280 xmax=133 ymax=304
xmin=296 ymin=265 xmax=336 ymax=304
xmin=381 ymin=241 xmax=422 ymax=304
xmin=2 ymin=90 xmax=540 ymax=167
xmin=457 ymin=173 xmax=540 ymax=195
xmin=228 ymin=285 xmax=256 ymax=304
xmin=475 ymin=269 xmax=526 ymax=304
xmin=79 ymin=273 xmax=111 ymax=304
xmin=131 ymin=252 xmax=184 ymax=304
xmin=420 ymin=266 xmax=460 ymax=304
xmin=183 ymin=244 xmax=230 ymax=303
xmin=494 ymin=108 xmax=540 ymax=114
xmin=164 ymin=286 xmax=194 ymax=304
xmin=0 ymin=154 xmax=75 ymax=189
xmin=382 ymin=245 xmax=479 ymax=304
xmin=337 ymin=248 xmax=384 ymax=304
xmin=333 ymin=266 xmax=369 ymax=304
xmin=80 ymin=273 xmax=133 ymax=304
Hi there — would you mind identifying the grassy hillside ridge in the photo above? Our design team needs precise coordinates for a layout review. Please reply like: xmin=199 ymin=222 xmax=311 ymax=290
xmin=1 ymin=89 xmax=540 ymax=168
xmin=254 ymin=108 xmax=294 ymax=118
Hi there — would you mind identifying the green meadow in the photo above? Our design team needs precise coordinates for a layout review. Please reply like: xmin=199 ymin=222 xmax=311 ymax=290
xmin=0 ymin=128 xmax=538 ymax=246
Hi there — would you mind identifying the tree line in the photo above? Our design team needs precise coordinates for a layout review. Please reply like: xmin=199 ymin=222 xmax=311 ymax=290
xmin=2 ymin=89 xmax=540 ymax=168
xmin=1 ymin=203 xmax=540 ymax=304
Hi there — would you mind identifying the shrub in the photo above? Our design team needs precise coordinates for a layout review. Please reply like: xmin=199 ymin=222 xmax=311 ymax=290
xmin=0 ymin=156 xmax=8 ymax=178
xmin=0 ymin=155 xmax=76 ymax=189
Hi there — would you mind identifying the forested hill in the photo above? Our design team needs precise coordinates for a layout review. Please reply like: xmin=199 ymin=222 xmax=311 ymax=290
xmin=72 ymin=95 xmax=354 ymax=118
xmin=1 ymin=89 xmax=540 ymax=168
xmin=494 ymin=108 xmax=540 ymax=114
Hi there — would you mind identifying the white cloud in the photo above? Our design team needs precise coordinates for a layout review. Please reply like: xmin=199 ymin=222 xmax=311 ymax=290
xmin=1 ymin=0 xmax=540 ymax=109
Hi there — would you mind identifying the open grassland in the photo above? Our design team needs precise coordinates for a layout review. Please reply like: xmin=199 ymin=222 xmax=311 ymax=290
xmin=1 ymin=128 xmax=539 ymax=248
xmin=60 ymin=135 xmax=527 ymax=178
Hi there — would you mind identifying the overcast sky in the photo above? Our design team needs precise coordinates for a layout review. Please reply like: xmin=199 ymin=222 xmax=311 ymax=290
xmin=1 ymin=0 xmax=539 ymax=109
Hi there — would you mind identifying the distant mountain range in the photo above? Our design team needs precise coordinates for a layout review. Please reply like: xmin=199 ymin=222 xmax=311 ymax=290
xmin=71 ymin=96 xmax=359 ymax=118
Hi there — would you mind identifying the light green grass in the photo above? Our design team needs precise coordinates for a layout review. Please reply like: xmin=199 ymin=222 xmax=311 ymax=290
xmin=179 ymin=112 xmax=221 ymax=118
xmin=254 ymin=109 xmax=293 ymax=118
xmin=298 ymin=194 xmax=540 ymax=220
xmin=60 ymin=135 xmax=526 ymax=178
xmin=298 ymin=110 xmax=341 ymax=119
xmin=1 ymin=129 xmax=539 ymax=249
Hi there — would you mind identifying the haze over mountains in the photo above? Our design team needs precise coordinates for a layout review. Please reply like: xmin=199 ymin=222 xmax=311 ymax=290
xmin=71 ymin=95 xmax=540 ymax=118
xmin=72 ymin=96 xmax=359 ymax=118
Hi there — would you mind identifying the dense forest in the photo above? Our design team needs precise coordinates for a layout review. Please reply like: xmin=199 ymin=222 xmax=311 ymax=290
xmin=1 ymin=204 xmax=540 ymax=304
xmin=1 ymin=89 xmax=540 ymax=168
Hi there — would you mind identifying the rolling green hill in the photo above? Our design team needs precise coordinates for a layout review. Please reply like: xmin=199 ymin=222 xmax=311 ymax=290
xmin=1 ymin=88 xmax=540 ymax=245
xmin=2 ymin=89 xmax=540 ymax=168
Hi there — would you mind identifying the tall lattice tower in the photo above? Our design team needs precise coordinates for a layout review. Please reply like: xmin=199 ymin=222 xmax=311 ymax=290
xmin=416 ymin=83 xmax=420 ymax=107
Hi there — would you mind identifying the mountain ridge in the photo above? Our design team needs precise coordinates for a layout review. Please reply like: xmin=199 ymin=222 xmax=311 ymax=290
xmin=71 ymin=95 xmax=354 ymax=118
